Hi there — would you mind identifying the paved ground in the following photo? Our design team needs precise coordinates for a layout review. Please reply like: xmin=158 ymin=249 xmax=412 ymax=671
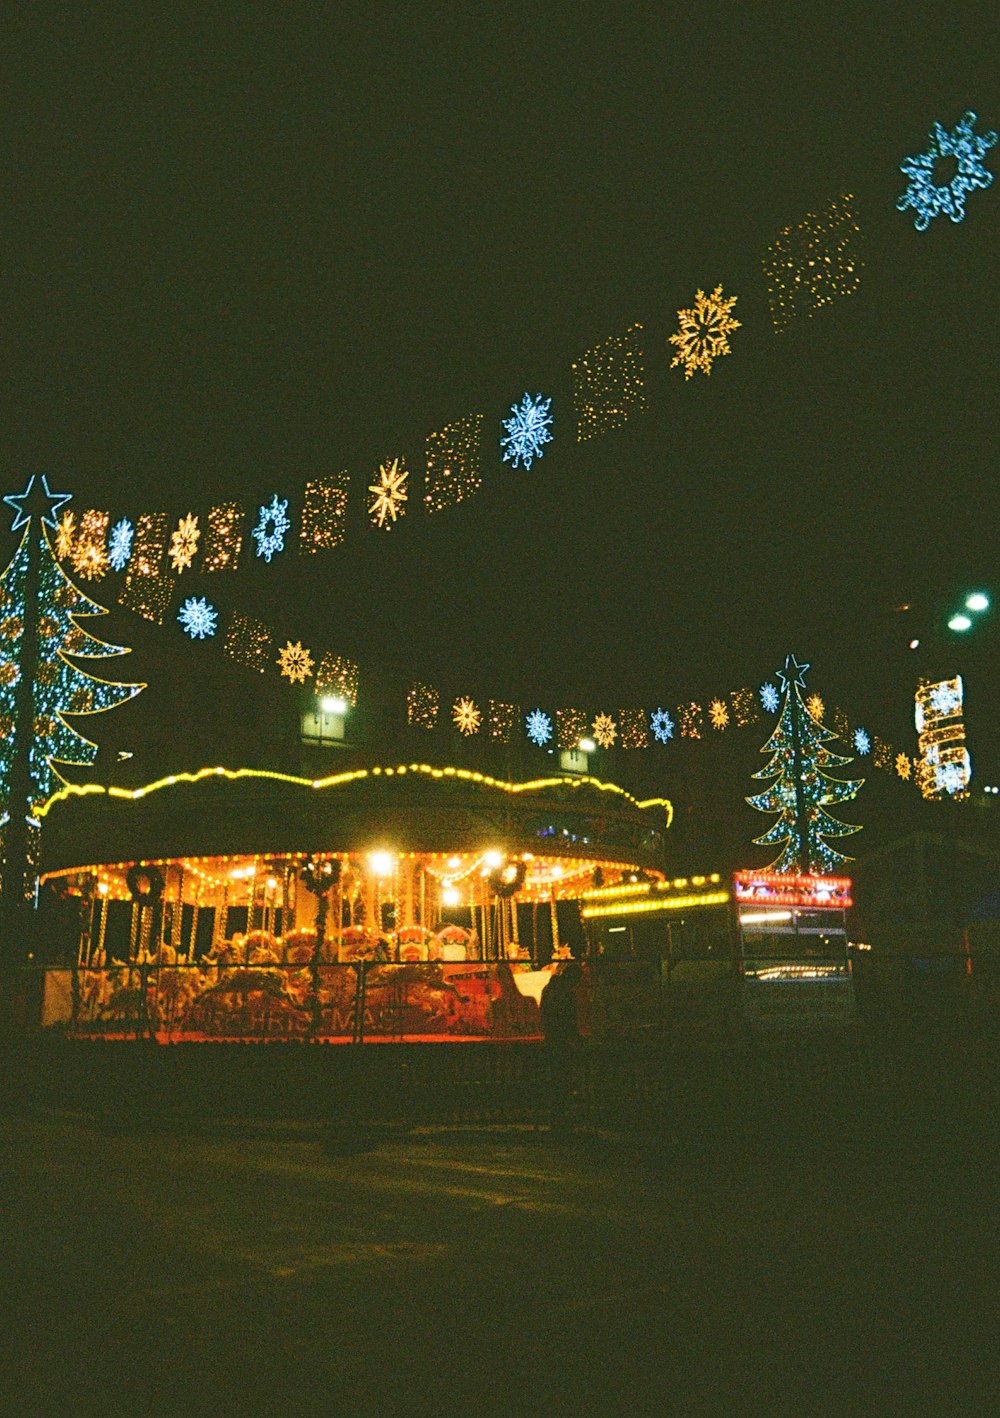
xmin=1 ymin=1113 xmax=998 ymax=1416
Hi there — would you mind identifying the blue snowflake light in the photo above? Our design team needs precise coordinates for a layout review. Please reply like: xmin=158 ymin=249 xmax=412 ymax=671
xmin=897 ymin=111 xmax=997 ymax=231
xmin=760 ymin=682 xmax=780 ymax=714
xmin=853 ymin=727 xmax=871 ymax=755
xmin=178 ymin=596 xmax=218 ymax=640
xmin=650 ymin=708 xmax=675 ymax=744
xmin=500 ymin=393 xmax=553 ymax=470
xmin=253 ymin=495 xmax=291 ymax=562
xmin=525 ymin=709 xmax=553 ymax=746
xmin=108 ymin=518 xmax=134 ymax=572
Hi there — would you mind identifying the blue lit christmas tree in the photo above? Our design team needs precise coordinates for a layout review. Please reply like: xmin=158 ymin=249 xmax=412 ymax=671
xmin=746 ymin=655 xmax=863 ymax=875
xmin=0 ymin=477 xmax=143 ymax=901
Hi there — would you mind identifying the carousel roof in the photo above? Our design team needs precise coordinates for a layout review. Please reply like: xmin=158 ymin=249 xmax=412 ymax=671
xmin=38 ymin=762 xmax=672 ymax=873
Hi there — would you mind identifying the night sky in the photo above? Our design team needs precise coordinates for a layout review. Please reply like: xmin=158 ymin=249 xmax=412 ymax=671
xmin=2 ymin=8 xmax=998 ymax=842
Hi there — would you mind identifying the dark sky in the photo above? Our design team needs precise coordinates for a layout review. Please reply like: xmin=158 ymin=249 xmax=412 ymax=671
xmin=2 ymin=6 xmax=998 ymax=795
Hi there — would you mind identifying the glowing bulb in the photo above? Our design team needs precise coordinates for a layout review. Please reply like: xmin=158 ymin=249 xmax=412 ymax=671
xmin=97 ymin=881 xmax=109 ymax=896
xmin=321 ymin=695 xmax=348 ymax=714
xmin=909 ymin=639 xmax=920 ymax=650
xmin=265 ymin=876 xmax=278 ymax=891
xmin=442 ymin=885 xmax=461 ymax=907
xmin=483 ymin=850 xmax=503 ymax=868
xmin=579 ymin=737 xmax=596 ymax=753
xmin=966 ymin=593 xmax=989 ymax=613
xmin=948 ymin=613 xmax=972 ymax=632
xmin=368 ymin=851 xmax=395 ymax=877
xmin=447 ymin=856 xmax=462 ymax=869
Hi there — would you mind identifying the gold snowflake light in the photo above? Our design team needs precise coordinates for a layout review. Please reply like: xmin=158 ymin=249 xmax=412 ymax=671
xmin=895 ymin=753 xmax=912 ymax=780
xmin=55 ymin=511 xmax=76 ymax=561
xmin=709 ymin=699 xmax=730 ymax=731
xmin=453 ymin=697 xmax=481 ymax=735
xmin=169 ymin=514 xmax=200 ymax=572
xmin=277 ymin=641 xmax=315 ymax=684
xmin=592 ymin=713 xmax=617 ymax=749
xmin=368 ymin=457 xmax=409 ymax=529
xmin=669 ymin=285 xmax=741 ymax=379
xmin=806 ymin=693 xmax=825 ymax=722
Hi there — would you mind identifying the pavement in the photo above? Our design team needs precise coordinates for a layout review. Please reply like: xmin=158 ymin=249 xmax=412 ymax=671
xmin=1 ymin=1112 xmax=998 ymax=1416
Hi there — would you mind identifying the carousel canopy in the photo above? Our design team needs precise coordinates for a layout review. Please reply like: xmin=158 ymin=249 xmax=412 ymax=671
xmin=39 ymin=763 xmax=672 ymax=875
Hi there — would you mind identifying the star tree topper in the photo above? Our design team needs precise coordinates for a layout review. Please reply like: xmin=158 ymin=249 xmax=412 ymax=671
xmin=4 ymin=475 xmax=72 ymax=532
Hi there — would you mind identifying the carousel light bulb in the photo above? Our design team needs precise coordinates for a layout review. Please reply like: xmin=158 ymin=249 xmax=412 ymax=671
xmin=98 ymin=881 xmax=109 ymax=896
xmin=266 ymin=876 xmax=278 ymax=891
xmin=483 ymin=850 xmax=503 ymax=868
xmin=442 ymin=885 xmax=461 ymax=907
xmin=447 ymin=855 xmax=462 ymax=869
xmin=368 ymin=851 xmax=395 ymax=877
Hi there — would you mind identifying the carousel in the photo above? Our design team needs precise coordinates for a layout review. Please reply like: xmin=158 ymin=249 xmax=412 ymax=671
xmin=37 ymin=761 xmax=671 ymax=1042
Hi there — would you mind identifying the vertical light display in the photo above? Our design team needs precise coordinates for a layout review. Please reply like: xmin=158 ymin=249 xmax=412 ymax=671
xmin=571 ymin=324 xmax=646 ymax=441
xmin=556 ymin=708 xmax=586 ymax=751
xmin=762 ymin=194 xmax=864 ymax=331
xmin=202 ymin=503 xmax=245 ymax=572
xmin=71 ymin=510 xmax=110 ymax=581
xmin=407 ymin=682 xmax=439 ymax=729
xmin=316 ymin=653 xmax=359 ymax=707
xmin=488 ymin=700 xmax=519 ymax=743
xmin=729 ymin=687 xmax=760 ymax=728
xmin=300 ymin=475 xmax=350 ymax=553
xmin=423 ymin=415 xmax=485 ymax=514
xmin=915 ymin=676 xmax=971 ymax=798
xmin=618 ymin=709 xmax=648 ymax=749
xmin=223 ymin=614 xmax=273 ymax=673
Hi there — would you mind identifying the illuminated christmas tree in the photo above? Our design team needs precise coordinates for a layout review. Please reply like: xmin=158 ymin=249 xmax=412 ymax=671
xmin=746 ymin=655 xmax=863 ymax=875
xmin=0 ymin=477 xmax=143 ymax=901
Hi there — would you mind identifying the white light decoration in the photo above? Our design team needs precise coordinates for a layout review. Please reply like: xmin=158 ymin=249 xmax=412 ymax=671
xmin=915 ymin=676 xmax=971 ymax=799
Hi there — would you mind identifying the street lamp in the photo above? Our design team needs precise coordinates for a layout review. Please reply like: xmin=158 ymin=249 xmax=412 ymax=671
xmin=965 ymin=592 xmax=989 ymax=613
xmin=948 ymin=613 xmax=973 ymax=632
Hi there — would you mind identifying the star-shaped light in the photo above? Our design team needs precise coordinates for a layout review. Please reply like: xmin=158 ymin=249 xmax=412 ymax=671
xmin=4 ymin=475 xmax=72 ymax=532
xmin=776 ymin=654 xmax=810 ymax=692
